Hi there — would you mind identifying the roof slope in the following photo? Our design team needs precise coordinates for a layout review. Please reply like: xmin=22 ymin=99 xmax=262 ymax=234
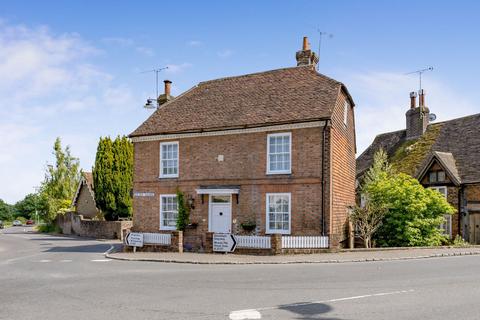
xmin=130 ymin=66 xmax=346 ymax=137
xmin=357 ymin=113 xmax=480 ymax=184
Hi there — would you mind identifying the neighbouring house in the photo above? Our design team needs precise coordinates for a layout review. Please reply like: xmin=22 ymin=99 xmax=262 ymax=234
xmin=72 ymin=172 xmax=99 ymax=219
xmin=357 ymin=90 xmax=480 ymax=243
xmin=129 ymin=37 xmax=356 ymax=252
xmin=57 ymin=171 xmax=133 ymax=240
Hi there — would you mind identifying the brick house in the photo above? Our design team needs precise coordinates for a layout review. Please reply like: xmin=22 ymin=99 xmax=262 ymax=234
xmin=72 ymin=172 xmax=100 ymax=219
xmin=129 ymin=37 xmax=356 ymax=250
xmin=357 ymin=91 xmax=480 ymax=243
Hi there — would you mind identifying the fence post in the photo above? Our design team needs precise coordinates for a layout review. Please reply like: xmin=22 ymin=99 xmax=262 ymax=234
xmin=271 ymin=234 xmax=282 ymax=255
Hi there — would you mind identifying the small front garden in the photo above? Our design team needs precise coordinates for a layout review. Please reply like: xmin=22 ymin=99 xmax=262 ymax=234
xmin=352 ymin=149 xmax=456 ymax=248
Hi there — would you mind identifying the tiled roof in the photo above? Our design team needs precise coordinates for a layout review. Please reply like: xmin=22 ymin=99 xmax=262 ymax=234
xmin=82 ymin=172 xmax=94 ymax=190
xmin=130 ymin=66 xmax=349 ymax=137
xmin=357 ymin=113 xmax=480 ymax=184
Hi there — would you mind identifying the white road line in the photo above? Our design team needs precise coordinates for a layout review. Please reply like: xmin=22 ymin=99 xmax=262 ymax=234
xmin=91 ymin=259 xmax=111 ymax=262
xmin=229 ymin=289 xmax=414 ymax=320
xmin=39 ymin=259 xmax=51 ymax=263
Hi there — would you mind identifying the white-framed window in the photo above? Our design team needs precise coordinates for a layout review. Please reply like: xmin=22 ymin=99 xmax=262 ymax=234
xmin=160 ymin=194 xmax=178 ymax=230
xmin=160 ymin=141 xmax=179 ymax=178
xmin=267 ymin=132 xmax=291 ymax=174
xmin=430 ymin=186 xmax=452 ymax=238
xmin=343 ymin=101 xmax=349 ymax=126
xmin=266 ymin=193 xmax=291 ymax=234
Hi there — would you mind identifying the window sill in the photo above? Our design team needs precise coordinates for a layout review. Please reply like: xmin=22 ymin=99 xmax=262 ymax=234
xmin=159 ymin=227 xmax=177 ymax=231
xmin=266 ymin=171 xmax=292 ymax=175
xmin=266 ymin=230 xmax=291 ymax=235
xmin=158 ymin=175 xmax=179 ymax=179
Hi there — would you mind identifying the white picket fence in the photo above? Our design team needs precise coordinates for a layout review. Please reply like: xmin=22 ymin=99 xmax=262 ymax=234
xmin=282 ymin=236 xmax=329 ymax=249
xmin=143 ymin=233 xmax=171 ymax=246
xmin=235 ymin=235 xmax=271 ymax=249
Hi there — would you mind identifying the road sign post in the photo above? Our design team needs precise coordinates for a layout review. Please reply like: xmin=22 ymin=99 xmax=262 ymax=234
xmin=125 ymin=232 xmax=144 ymax=252
xmin=213 ymin=233 xmax=237 ymax=253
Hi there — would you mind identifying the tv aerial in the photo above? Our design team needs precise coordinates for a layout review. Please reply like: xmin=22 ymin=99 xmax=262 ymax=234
xmin=316 ymin=29 xmax=333 ymax=70
xmin=140 ymin=66 xmax=169 ymax=109
xmin=405 ymin=66 xmax=433 ymax=92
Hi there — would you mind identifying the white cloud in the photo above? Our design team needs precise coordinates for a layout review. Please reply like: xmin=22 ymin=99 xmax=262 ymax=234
xmin=165 ymin=62 xmax=192 ymax=74
xmin=187 ymin=40 xmax=202 ymax=47
xmin=0 ymin=21 xmax=137 ymax=203
xmin=217 ymin=49 xmax=234 ymax=58
xmin=135 ymin=46 xmax=155 ymax=57
xmin=345 ymin=71 xmax=478 ymax=155
xmin=102 ymin=36 xmax=134 ymax=46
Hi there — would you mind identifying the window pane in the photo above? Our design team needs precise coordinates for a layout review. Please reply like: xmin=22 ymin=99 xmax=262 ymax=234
xmin=438 ymin=171 xmax=445 ymax=182
xmin=429 ymin=172 xmax=437 ymax=182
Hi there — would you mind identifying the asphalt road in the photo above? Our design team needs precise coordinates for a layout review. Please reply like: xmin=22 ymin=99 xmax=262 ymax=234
xmin=1 ymin=227 xmax=480 ymax=320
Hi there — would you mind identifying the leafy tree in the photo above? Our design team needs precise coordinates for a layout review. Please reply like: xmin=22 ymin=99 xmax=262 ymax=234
xmin=350 ymin=200 xmax=387 ymax=248
xmin=40 ymin=138 xmax=80 ymax=222
xmin=0 ymin=199 xmax=14 ymax=221
xmin=176 ymin=189 xmax=190 ymax=231
xmin=93 ymin=136 xmax=133 ymax=221
xmin=360 ymin=149 xmax=455 ymax=247
xmin=14 ymin=193 xmax=47 ymax=220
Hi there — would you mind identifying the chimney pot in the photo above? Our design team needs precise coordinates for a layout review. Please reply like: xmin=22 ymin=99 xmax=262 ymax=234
xmin=418 ymin=89 xmax=425 ymax=107
xmin=409 ymin=91 xmax=417 ymax=109
xmin=302 ymin=36 xmax=310 ymax=51
xmin=164 ymin=80 xmax=172 ymax=96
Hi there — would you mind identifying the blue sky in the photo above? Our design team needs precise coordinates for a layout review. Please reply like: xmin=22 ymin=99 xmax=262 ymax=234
xmin=1 ymin=1 xmax=479 ymax=203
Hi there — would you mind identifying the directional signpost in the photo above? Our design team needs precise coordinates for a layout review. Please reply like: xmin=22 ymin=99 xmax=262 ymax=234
xmin=125 ymin=232 xmax=144 ymax=252
xmin=213 ymin=233 xmax=237 ymax=253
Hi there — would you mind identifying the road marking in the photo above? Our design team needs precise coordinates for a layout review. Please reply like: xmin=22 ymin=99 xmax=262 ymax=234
xmin=39 ymin=259 xmax=51 ymax=263
xmin=229 ymin=289 xmax=414 ymax=320
xmin=91 ymin=259 xmax=111 ymax=262
xmin=59 ymin=260 xmax=72 ymax=263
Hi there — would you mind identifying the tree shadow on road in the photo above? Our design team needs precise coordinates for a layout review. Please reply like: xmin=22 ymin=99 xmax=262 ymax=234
xmin=43 ymin=243 xmax=111 ymax=253
xmin=278 ymin=302 xmax=343 ymax=320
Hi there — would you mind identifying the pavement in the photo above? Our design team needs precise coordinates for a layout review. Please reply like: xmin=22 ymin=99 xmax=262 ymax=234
xmin=3 ymin=226 xmax=480 ymax=320
xmin=107 ymin=246 xmax=480 ymax=264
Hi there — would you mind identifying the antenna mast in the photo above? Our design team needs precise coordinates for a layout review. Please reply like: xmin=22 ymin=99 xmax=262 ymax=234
xmin=140 ymin=66 xmax=169 ymax=98
xmin=406 ymin=66 xmax=433 ymax=92
xmin=316 ymin=30 xmax=333 ymax=70
xmin=140 ymin=66 xmax=169 ymax=109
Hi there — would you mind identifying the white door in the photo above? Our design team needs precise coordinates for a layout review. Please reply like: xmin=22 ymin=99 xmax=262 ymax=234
xmin=209 ymin=195 xmax=232 ymax=233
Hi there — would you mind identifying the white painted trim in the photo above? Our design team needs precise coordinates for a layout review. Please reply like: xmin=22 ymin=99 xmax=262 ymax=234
xmin=265 ymin=192 xmax=291 ymax=235
xmin=266 ymin=132 xmax=292 ymax=175
xmin=159 ymin=141 xmax=179 ymax=178
xmin=196 ymin=188 xmax=239 ymax=195
xmin=208 ymin=194 xmax=232 ymax=233
xmin=131 ymin=120 xmax=326 ymax=142
xmin=159 ymin=194 xmax=178 ymax=231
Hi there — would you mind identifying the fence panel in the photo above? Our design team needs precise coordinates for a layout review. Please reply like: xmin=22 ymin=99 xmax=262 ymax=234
xmin=282 ymin=236 xmax=329 ymax=249
xmin=143 ymin=233 xmax=171 ymax=245
xmin=236 ymin=235 xmax=271 ymax=249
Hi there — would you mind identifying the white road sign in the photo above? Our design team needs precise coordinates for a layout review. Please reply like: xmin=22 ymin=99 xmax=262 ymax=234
xmin=125 ymin=232 xmax=144 ymax=247
xmin=213 ymin=233 xmax=237 ymax=252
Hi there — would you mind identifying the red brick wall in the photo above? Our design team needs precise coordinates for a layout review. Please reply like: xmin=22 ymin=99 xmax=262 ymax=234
xmin=328 ymin=92 xmax=356 ymax=247
xmin=132 ymin=127 xmax=328 ymax=248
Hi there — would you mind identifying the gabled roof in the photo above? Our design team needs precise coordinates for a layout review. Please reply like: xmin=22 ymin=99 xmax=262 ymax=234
xmin=357 ymin=113 xmax=480 ymax=184
xmin=130 ymin=66 xmax=353 ymax=137
xmin=72 ymin=172 xmax=95 ymax=207
xmin=417 ymin=151 xmax=462 ymax=185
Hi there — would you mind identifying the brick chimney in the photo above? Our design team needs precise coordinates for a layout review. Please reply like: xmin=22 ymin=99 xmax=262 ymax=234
xmin=157 ymin=80 xmax=174 ymax=105
xmin=295 ymin=36 xmax=319 ymax=67
xmin=406 ymin=90 xmax=430 ymax=140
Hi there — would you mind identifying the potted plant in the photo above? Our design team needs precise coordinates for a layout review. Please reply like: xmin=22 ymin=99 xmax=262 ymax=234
xmin=240 ymin=220 xmax=256 ymax=232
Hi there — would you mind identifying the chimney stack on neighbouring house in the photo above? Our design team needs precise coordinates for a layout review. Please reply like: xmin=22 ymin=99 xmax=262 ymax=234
xmin=406 ymin=90 xmax=430 ymax=140
xmin=410 ymin=91 xmax=417 ymax=109
xmin=296 ymin=36 xmax=319 ymax=67
xmin=157 ymin=80 xmax=174 ymax=106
